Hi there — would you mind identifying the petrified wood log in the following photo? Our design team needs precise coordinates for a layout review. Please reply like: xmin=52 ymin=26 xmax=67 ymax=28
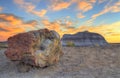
xmin=5 ymin=29 xmax=63 ymax=67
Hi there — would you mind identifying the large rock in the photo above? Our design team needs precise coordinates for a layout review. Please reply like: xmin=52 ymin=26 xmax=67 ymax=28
xmin=5 ymin=29 xmax=63 ymax=67
xmin=61 ymin=31 xmax=108 ymax=46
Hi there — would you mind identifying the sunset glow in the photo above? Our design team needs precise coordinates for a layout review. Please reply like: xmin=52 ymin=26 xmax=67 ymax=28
xmin=0 ymin=0 xmax=120 ymax=43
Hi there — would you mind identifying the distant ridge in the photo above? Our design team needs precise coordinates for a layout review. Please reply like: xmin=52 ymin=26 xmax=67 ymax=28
xmin=61 ymin=31 xmax=108 ymax=46
xmin=0 ymin=41 xmax=8 ymax=48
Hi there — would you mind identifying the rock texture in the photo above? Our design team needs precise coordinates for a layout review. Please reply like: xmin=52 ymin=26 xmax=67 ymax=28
xmin=61 ymin=31 xmax=108 ymax=46
xmin=5 ymin=29 xmax=63 ymax=67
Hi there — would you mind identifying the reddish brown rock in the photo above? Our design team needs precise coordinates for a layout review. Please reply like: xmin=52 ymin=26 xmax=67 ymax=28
xmin=5 ymin=29 xmax=63 ymax=67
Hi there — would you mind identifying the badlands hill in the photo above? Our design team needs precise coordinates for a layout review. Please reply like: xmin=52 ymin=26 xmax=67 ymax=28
xmin=61 ymin=31 xmax=108 ymax=46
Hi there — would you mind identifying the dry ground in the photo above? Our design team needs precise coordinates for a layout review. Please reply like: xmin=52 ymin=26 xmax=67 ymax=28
xmin=0 ymin=45 xmax=120 ymax=78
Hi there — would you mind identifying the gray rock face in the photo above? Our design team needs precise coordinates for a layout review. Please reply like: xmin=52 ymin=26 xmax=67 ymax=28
xmin=61 ymin=31 xmax=108 ymax=46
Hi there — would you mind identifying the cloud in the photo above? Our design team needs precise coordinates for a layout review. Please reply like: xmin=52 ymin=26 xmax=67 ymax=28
xmin=0 ymin=27 xmax=10 ymax=32
xmin=25 ymin=20 xmax=38 ymax=27
xmin=48 ymin=0 xmax=96 ymax=19
xmin=14 ymin=0 xmax=47 ymax=17
xmin=41 ymin=20 xmax=62 ymax=36
xmin=41 ymin=19 xmax=64 ymax=36
xmin=0 ymin=13 xmax=119 ymax=43
xmin=84 ymin=1 xmax=120 ymax=26
xmin=92 ymin=1 xmax=120 ymax=18
xmin=31 ymin=9 xmax=47 ymax=17
xmin=0 ymin=13 xmax=37 ymax=41
xmin=48 ymin=0 xmax=96 ymax=12
xmin=48 ymin=0 xmax=73 ymax=11
xmin=0 ymin=7 xmax=3 ymax=12
xmin=77 ymin=13 xmax=85 ymax=18
xmin=76 ymin=0 xmax=96 ymax=19
xmin=77 ymin=1 xmax=93 ymax=12
xmin=0 ymin=14 xmax=75 ymax=41
xmin=77 ymin=0 xmax=96 ymax=11
xmin=0 ymin=13 xmax=22 ymax=25
xmin=41 ymin=17 xmax=77 ymax=37
xmin=90 ymin=0 xmax=96 ymax=3
xmin=84 ymin=17 xmax=96 ymax=26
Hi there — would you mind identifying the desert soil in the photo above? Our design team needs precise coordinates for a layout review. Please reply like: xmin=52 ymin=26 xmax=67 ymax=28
xmin=0 ymin=45 xmax=120 ymax=78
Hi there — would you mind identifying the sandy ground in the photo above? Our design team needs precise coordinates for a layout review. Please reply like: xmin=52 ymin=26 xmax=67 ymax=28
xmin=0 ymin=45 xmax=120 ymax=78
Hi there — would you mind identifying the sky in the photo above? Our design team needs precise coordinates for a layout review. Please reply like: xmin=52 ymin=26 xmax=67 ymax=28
xmin=0 ymin=0 xmax=120 ymax=43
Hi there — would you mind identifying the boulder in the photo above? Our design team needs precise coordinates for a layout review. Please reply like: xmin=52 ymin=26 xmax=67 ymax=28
xmin=5 ymin=29 xmax=63 ymax=67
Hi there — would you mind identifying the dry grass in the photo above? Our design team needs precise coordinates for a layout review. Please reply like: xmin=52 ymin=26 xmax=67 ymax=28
xmin=0 ymin=44 xmax=120 ymax=78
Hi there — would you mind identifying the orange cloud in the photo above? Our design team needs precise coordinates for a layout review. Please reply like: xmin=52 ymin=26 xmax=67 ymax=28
xmin=14 ymin=0 xmax=47 ymax=17
xmin=49 ymin=0 xmax=71 ymax=11
xmin=76 ymin=0 xmax=96 ymax=19
xmin=48 ymin=0 xmax=73 ymax=11
xmin=42 ymin=19 xmax=63 ymax=36
xmin=90 ymin=0 xmax=96 ymax=3
xmin=41 ymin=18 xmax=76 ymax=37
xmin=48 ymin=0 xmax=96 ymax=12
xmin=77 ymin=1 xmax=93 ymax=12
xmin=32 ymin=9 xmax=47 ymax=17
xmin=0 ymin=13 xmax=37 ymax=41
xmin=0 ymin=14 xmax=22 ymax=25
